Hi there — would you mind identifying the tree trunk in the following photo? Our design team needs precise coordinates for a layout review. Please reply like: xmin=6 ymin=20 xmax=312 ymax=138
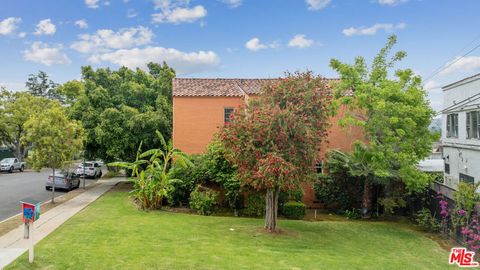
xmin=14 ymin=142 xmax=22 ymax=162
xmin=265 ymin=188 xmax=279 ymax=232
xmin=51 ymin=168 xmax=56 ymax=204
xmin=361 ymin=179 xmax=372 ymax=218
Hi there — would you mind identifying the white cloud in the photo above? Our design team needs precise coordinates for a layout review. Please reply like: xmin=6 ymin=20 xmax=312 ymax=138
xmin=18 ymin=32 xmax=26 ymax=38
xmin=439 ymin=56 xmax=480 ymax=76
xmin=23 ymin=42 xmax=71 ymax=66
xmin=152 ymin=5 xmax=207 ymax=24
xmin=127 ymin=9 xmax=138 ymax=18
xmin=75 ymin=20 xmax=88 ymax=29
xmin=342 ymin=22 xmax=406 ymax=36
xmin=0 ymin=82 xmax=24 ymax=91
xmin=0 ymin=17 xmax=22 ymax=35
xmin=152 ymin=1 xmax=206 ymax=24
xmin=85 ymin=0 xmax=100 ymax=9
xmin=34 ymin=19 xmax=56 ymax=36
xmin=74 ymin=19 xmax=88 ymax=29
xmin=288 ymin=34 xmax=314 ymax=48
xmin=306 ymin=0 xmax=331 ymax=10
xmin=71 ymin=26 xmax=154 ymax=53
xmin=245 ymin=37 xmax=277 ymax=52
xmin=424 ymin=80 xmax=442 ymax=92
xmin=423 ymin=80 xmax=443 ymax=113
xmin=221 ymin=0 xmax=242 ymax=8
xmin=88 ymin=46 xmax=220 ymax=75
xmin=378 ymin=0 xmax=407 ymax=6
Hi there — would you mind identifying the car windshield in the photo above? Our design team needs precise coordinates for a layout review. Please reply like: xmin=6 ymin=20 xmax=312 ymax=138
xmin=1 ymin=158 xmax=15 ymax=163
xmin=82 ymin=163 xmax=94 ymax=167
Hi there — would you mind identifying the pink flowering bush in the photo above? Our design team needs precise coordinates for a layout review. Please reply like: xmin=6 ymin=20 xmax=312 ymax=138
xmin=461 ymin=216 xmax=480 ymax=253
xmin=437 ymin=192 xmax=450 ymax=234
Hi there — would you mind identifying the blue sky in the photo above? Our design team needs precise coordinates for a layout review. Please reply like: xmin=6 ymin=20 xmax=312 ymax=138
xmin=1 ymin=0 xmax=480 ymax=112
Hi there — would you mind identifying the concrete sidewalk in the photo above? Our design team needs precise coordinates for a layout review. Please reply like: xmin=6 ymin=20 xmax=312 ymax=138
xmin=0 ymin=178 xmax=123 ymax=269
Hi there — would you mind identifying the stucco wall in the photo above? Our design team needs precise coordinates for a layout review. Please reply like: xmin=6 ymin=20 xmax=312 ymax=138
xmin=442 ymin=77 xmax=480 ymax=189
xmin=173 ymin=96 xmax=245 ymax=154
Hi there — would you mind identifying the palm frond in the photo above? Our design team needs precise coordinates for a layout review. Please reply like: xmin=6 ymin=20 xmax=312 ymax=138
xmin=156 ymin=130 xmax=168 ymax=151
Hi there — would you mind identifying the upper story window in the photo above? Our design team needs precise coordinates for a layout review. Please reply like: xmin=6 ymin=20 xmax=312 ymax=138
xmin=224 ymin=108 xmax=234 ymax=124
xmin=444 ymin=162 xmax=450 ymax=174
xmin=466 ymin=111 xmax=480 ymax=139
xmin=446 ymin=113 xmax=458 ymax=138
xmin=315 ymin=161 xmax=323 ymax=174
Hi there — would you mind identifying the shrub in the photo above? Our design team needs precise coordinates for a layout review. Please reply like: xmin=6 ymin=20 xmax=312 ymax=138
xmin=189 ymin=185 xmax=219 ymax=216
xmin=379 ymin=195 xmax=406 ymax=215
xmin=169 ymin=141 xmax=241 ymax=211
xmin=167 ymin=155 xmax=201 ymax=207
xmin=243 ymin=193 xmax=265 ymax=217
xmin=282 ymin=201 xmax=306 ymax=220
xmin=279 ymin=188 xmax=304 ymax=208
xmin=415 ymin=208 xmax=440 ymax=233
xmin=344 ymin=208 xmax=362 ymax=220
xmin=452 ymin=182 xmax=480 ymax=227
xmin=105 ymin=170 xmax=119 ymax=178
xmin=314 ymin=174 xmax=362 ymax=212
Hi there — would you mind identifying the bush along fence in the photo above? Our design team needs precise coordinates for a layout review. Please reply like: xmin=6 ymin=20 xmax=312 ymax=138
xmin=416 ymin=182 xmax=480 ymax=253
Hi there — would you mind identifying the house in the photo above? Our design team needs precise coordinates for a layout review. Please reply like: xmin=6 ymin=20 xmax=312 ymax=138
xmin=172 ymin=78 xmax=363 ymax=207
xmin=438 ymin=73 xmax=480 ymax=198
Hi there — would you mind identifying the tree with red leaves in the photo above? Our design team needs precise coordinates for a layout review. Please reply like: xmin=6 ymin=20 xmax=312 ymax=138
xmin=220 ymin=72 xmax=333 ymax=232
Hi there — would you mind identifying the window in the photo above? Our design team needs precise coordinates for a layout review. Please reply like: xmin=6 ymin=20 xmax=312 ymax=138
xmin=224 ymin=108 xmax=234 ymax=123
xmin=446 ymin=113 xmax=458 ymax=138
xmin=315 ymin=161 xmax=323 ymax=174
xmin=445 ymin=163 xmax=450 ymax=174
xmin=467 ymin=111 xmax=480 ymax=139
xmin=460 ymin=173 xmax=475 ymax=184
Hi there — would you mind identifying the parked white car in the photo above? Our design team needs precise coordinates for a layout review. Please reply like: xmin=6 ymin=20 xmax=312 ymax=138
xmin=74 ymin=161 xmax=102 ymax=178
xmin=0 ymin=158 xmax=25 ymax=173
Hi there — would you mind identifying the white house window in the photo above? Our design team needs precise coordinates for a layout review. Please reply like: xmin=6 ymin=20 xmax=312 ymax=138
xmin=446 ymin=113 xmax=458 ymax=138
xmin=466 ymin=111 xmax=480 ymax=139
xmin=460 ymin=173 xmax=474 ymax=184
xmin=224 ymin=108 xmax=234 ymax=123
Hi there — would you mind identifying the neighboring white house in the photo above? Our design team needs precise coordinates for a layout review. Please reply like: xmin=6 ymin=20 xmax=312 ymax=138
xmin=441 ymin=73 xmax=480 ymax=194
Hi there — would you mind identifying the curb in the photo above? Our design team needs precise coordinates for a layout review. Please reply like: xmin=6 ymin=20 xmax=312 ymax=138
xmin=0 ymin=181 xmax=97 ymax=225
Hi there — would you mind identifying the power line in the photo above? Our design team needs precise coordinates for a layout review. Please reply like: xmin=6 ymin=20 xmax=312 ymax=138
xmin=424 ymin=35 xmax=480 ymax=82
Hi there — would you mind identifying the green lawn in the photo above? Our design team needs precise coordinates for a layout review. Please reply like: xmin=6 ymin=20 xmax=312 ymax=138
xmin=8 ymin=190 xmax=453 ymax=270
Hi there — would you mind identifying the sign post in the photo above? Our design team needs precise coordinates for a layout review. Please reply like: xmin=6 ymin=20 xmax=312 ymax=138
xmin=20 ymin=198 xmax=41 ymax=263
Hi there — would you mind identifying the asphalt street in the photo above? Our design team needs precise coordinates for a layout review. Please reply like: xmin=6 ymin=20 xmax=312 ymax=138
xmin=0 ymin=169 xmax=96 ymax=221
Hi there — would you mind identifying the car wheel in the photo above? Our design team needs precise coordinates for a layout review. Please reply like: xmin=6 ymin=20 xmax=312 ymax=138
xmin=46 ymin=186 xmax=50 ymax=190
xmin=98 ymin=171 xmax=102 ymax=178
xmin=19 ymin=165 xmax=24 ymax=172
xmin=8 ymin=167 xmax=13 ymax=173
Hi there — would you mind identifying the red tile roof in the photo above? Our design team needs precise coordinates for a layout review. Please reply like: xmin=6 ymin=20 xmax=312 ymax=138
xmin=172 ymin=78 xmax=277 ymax=97
xmin=173 ymin=78 xmax=340 ymax=97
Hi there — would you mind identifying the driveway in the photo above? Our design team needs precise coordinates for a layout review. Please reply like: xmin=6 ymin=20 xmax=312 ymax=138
xmin=0 ymin=169 xmax=96 ymax=222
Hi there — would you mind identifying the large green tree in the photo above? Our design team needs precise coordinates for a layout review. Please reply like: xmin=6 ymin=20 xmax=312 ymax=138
xmin=221 ymin=72 xmax=333 ymax=232
xmin=0 ymin=90 xmax=51 ymax=161
xmin=329 ymin=35 xmax=436 ymax=217
xmin=25 ymin=70 xmax=60 ymax=100
xmin=69 ymin=62 xmax=175 ymax=163
xmin=24 ymin=102 xmax=84 ymax=203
